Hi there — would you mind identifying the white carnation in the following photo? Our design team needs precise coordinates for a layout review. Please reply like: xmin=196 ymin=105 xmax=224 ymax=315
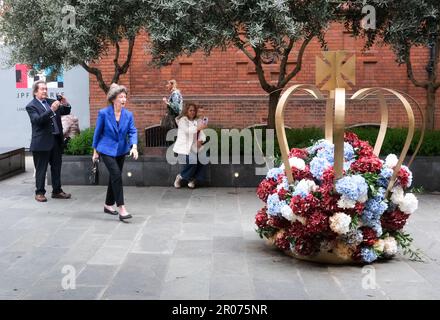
xmin=337 ymin=195 xmax=356 ymax=209
xmin=329 ymin=212 xmax=352 ymax=235
xmin=399 ymin=193 xmax=418 ymax=214
xmin=385 ymin=154 xmax=399 ymax=168
xmin=280 ymin=205 xmax=294 ymax=221
xmin=373 ymin=239 xmax=385 ymax=253
xmin=391 ymin=186 xmax=405 ymax=205
xmin=383 ymin=236 xmax=398 ymax=256
xmin=280 ymin=157 xmax=306 ymax=171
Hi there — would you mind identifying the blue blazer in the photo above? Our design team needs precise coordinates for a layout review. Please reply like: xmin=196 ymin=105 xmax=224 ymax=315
xmin=92 ymin=105 xmax=138 ymax=157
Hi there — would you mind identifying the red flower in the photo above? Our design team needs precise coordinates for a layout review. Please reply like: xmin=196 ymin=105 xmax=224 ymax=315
xmin=397 ymin=166 xmax=410 ymax=188
xmin=289 ymin=148 xmax=309 ymax=159
xmin=267 ymin=216 xmax=291 ymax=229
xmin=350 ymin=156 xmax=383 ymax=173
xmin=290 ymin=194 xmax=320 ymax=217
xmin=294 ymin=237 xmax=318 ymax=256
xmin=287 ymin=221 xmax=306 ymax=239
xmin=291 ymin=165 xmax=314 ymax=181
xmin=321 ymin=166 xmax=335 ymax=187
xmin=362 ymin=227 xmax=377 ymax=246
xmin=381 ymin=209 xmax=410 ymax=231
xmin=278 ymin=188 xmax=288 ymax=200
xmin=319 ymin=187 xmax=339 ymax=213
xmin=357 ymin=141 xmax=374 ymax=158
xmin=255 ymin=207 xmax=268 ymax=228
xmin=306 ymin=212 xmax=329 ymax=234
xmin=274 ymin=231 xmax=291 ymax=251
xmin=256 ymin=179 xmax=277 ymax=202
xmin=345 ymin=202 xmax=365 ymax=216
xmin=344 ymin=132 xmax=361 ymax=147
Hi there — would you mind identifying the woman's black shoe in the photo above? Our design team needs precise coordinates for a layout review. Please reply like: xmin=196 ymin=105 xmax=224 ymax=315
xmin=119 ymin=213 xmax=133 ymax=222
xmin=104 ymin=207 xmax=118 ymax=215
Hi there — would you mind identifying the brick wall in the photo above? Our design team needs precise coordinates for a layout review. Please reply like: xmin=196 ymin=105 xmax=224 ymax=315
xmin=88 ymin=23 xmax=439 ymax=133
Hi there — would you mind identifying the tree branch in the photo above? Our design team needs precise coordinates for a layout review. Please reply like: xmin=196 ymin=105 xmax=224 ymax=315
xmin=254 ymin=47 xmax=275 ymax=93
xmin=406 ymin=50 xmax=428 ymax=88
xmin=80 ymin=61 xmax=109 ymax=93
xmin=111 ymin=36 xmax=136 ymax=84
xmin=278 ymin=38 xmax=295 ymax=85
xmin=280 ymin=36 xmax=313 ymax=87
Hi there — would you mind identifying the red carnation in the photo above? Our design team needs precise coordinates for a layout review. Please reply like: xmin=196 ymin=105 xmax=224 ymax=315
xmin=306 ymin=212 xmax=329 ymax=234
xmin=381 ymin=209 xmax=410 ymax=231
xmin=256 ymin=179 xmax=277 ymax=202
xmin=255 ymin=207 xmax=268 ymax=228
xmin=267 ymin=216 xmax=291 ymax=229
xmin=362 ymin=227 xmax=377 ymax=246
xmin=289 ymin=148 xmax=309 ymax=159
xmin=321 ymin=166 xmax=335 ymax=187
xmin=319 ymin=187 xmax=339 ymax=213
xmin=345 ymin=202 xmax=365 ymax=216
xmin=350 ymin=156 xmax=383 ymax=173
xmin=274 ymin=231 xmax=291 ymax=251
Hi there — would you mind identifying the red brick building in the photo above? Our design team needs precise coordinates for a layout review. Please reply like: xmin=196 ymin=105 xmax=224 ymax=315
xmin=89 ymin=23 xmax=440 ymax=135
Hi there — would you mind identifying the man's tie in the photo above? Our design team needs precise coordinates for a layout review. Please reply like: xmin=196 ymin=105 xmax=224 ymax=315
xmin=42 ymin=100 xmax=61 ymax=135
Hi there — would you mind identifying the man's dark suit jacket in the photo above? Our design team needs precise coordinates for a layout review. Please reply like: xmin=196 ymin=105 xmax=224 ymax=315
xmin=26 ymin=98 xmax=71 ymax=151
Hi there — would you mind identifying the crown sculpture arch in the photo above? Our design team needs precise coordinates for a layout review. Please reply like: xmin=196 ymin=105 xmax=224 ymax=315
xmin=256 ymin=51 xmax=425 ymax=264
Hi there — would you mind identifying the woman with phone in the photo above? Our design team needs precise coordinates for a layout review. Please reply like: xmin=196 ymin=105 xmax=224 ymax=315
xmin=92 ymin=83 xmax=138 ymax=221
xmin=173 ymin=103 xmax=208 ymax=189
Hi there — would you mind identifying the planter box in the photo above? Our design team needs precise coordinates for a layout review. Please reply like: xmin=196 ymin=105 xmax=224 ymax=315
xmin=48 ymin=154 xmax=440 ymax=191
xmin=0 ymin=147 xmax=25 ymax=181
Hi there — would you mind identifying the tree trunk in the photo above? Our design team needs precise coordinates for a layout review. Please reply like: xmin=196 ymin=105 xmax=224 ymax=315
xmin=426 ymin=84 xmax=437 ymax=130
xmin=267 ymin=90 xmax=281 ymax=129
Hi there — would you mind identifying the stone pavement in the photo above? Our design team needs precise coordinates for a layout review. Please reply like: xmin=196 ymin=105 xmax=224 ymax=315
xmin=0 ymin=156 xmax=440 ymax=300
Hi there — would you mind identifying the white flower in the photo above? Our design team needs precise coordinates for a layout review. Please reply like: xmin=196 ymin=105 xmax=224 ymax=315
xmin=383 ymin=236 xmax=398 ymax=256
xmin=337 ymin=195 xmax=356 ymax=209
xmin=329 ymin=212 xmax=352 ymax=235
xmin=399 ymin=193 xmax=418 ymax=214
xmin=373 ymin=239 xmax=385 ymax=253
xmin=296 ymin=179 xmax=318 ymax=193
xmin=385 ymin=154 xmax=399 ymax=168
xmin=391 ymin=186 xmax=405 ymax=205
xmin=280 ymin=205 xmax=293 ymax=221
xmin=358 ymin=193 xmax=369 ymax=204
xmin=280 ymin=157 xmax=306 ymax=171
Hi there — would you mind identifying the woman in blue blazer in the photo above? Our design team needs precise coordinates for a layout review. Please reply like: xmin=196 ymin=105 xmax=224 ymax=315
xmin=92 ymin=83 xmax=138 ymax=221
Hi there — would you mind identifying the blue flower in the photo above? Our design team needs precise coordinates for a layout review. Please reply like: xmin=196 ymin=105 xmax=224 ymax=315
xmin=266 ymin=167 xmax=284 ymax=181
xmin=361 ymin=247 xmax=378 ymax=263
xmin=365 ymin=196 xmax=388 ymax=216
xmin=310 ymin=157 xmax=331 ymax=180
xmin=378 ymin=167 xmax=393 ymax=188
xmin=267 ymin=193 xmax=286 ymax=216
xmin=335 ymin=175 xmax=368 ymax=201
xmin=343 ymin=142 xmax=355 ymax=161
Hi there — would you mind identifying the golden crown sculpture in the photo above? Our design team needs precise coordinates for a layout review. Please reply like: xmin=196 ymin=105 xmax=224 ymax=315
xmin=270 ymin=51 xmax=426 ymax=264
xmin=276 ymin=50 xmax=425 ymax=195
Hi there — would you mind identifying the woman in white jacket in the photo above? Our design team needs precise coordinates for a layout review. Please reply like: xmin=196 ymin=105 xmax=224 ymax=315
xmin=173 ymin=103 xmax=207 ymax=189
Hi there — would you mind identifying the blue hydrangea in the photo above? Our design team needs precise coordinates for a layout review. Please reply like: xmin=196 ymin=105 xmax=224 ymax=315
xmin=335 ymin=175 xmax=368 ymax=201
xmin=312 ymin=141 xmax=355 ymax=164
xmin=310 ymin=157 xmax=331 ymax=180
xmin=267 ymin=193 xmax=286 ymax=216
xmin=378 ymin=167 xmax=393 ymax=188
xmin=341 ymin=230 xmax=364 ymax=246
xmin=266 ymin=167 xmax=284 ymax=181
xmin=371 ymin=222 xmax=383 ymax=237
xmin=343 ymin=142 xmax=355 ymax=161
xmin=360 ymin=247 xmax=378 ymax=263
xmin=292 ymin=182 xmax=312 ymax=198
xmin=277 ymin=176 xmax=289 ymax=191
xmin=307 ymin=139 xmax=332 ymax=155
xmin=344 ymin=159 xmax=355 ymax=171
xmin=365 ymin=196 xmax=388 ymax=216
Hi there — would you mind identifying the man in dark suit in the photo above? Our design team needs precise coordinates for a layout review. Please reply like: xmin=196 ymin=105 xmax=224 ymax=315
xmin=26 ymin=80 xmax=72 ymax=202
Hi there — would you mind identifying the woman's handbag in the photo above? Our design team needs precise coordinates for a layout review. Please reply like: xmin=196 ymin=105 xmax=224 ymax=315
xmin=89 ymin=159 xmax=99 ymax=185
xmin=160 ymin=112 xmax=177 ymax=130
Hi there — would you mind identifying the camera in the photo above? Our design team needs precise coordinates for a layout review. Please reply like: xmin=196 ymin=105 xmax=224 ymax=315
xmin=56 ymin=94 xmax=63 ymax=102
xmin=202 ymin=117 xmax=208 ymax=124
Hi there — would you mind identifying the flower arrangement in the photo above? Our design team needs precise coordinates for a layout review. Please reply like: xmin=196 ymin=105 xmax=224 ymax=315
xmin=255 ymin=132 xmax=420 ymax=264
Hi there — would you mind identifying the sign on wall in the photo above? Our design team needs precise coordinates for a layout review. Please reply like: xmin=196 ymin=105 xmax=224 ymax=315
xmin=0 ymin=52 xmax=90 ymax=149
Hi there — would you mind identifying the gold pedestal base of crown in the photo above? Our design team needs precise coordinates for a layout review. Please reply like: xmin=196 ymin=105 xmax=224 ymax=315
xmin=271 ymin=51 xmax=425 ymax=265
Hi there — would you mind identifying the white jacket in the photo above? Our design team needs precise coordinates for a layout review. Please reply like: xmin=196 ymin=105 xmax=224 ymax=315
xmin=173 ymin=116 xmax=206 ymax=155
